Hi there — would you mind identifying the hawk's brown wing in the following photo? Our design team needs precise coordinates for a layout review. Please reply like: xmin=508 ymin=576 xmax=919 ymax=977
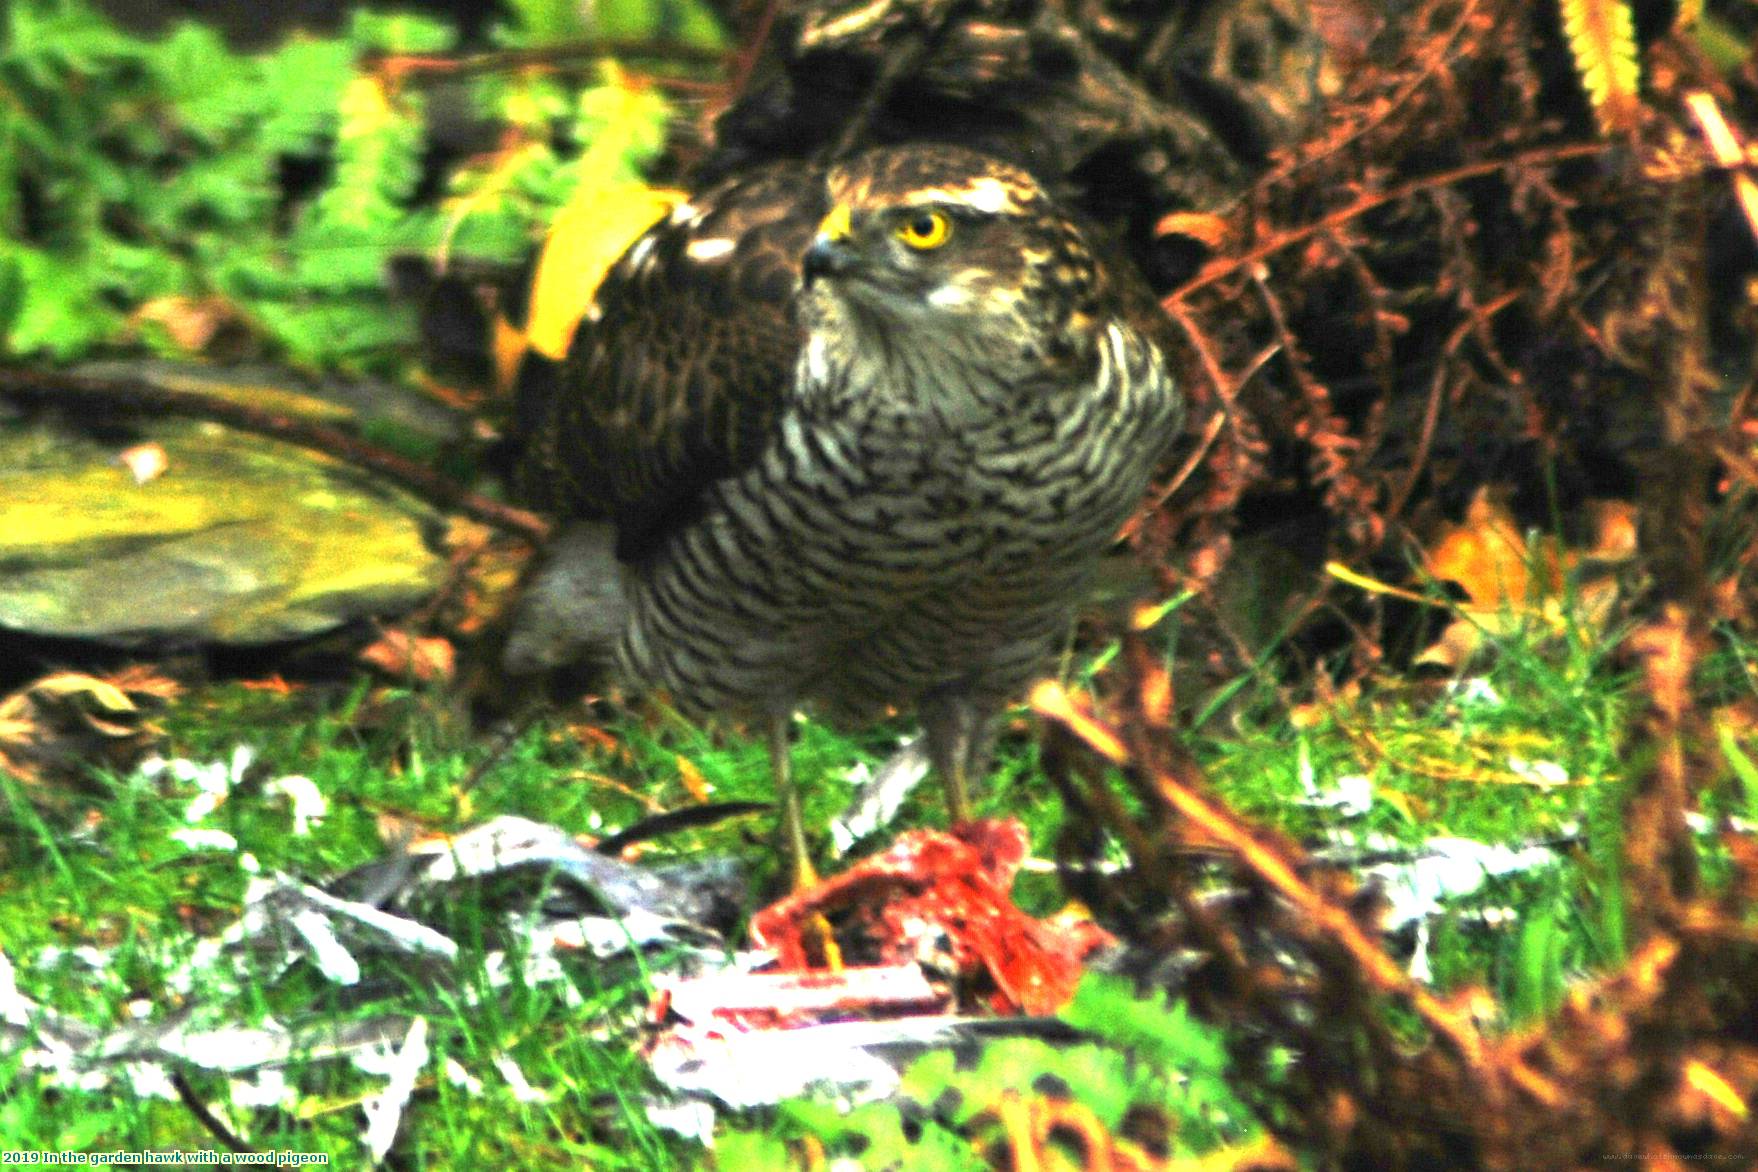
xmin=515 ymin=160 xmax=826 ymax=562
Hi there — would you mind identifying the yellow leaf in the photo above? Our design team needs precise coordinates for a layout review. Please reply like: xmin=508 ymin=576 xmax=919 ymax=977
xmin=1560 ymin=0 xmax=1642 ymax=134
xmin=1375 ymin=787 xmax=1421 ymax=822
xmin=1325 ymin=561 xmax=1434 ymax=607
xmin=435 ymin=140 xmax=550 ymax=265
xmin=337 ymin=75 xmax=397 ymax=140
xmin=32 ymin=673 xmax=137 ymax=715
xmin=524 ymin=183 xmax=683 ymax=361
xmin=1683 ymin=1059 xmax=1748 ymax=1118
xmin=1153 ymin=210 xmax=1232 ymax=250
xmin=1330 ymin=489 xmax=1634 ymax=667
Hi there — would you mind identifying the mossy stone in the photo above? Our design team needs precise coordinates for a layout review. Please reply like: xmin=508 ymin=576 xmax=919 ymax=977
xmin=0 ymin=415 xmax=445 ymax=645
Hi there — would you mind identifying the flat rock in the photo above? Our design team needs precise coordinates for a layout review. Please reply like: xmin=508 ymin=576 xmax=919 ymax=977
xmin=0 ymin=414 xmax=446 ymax=646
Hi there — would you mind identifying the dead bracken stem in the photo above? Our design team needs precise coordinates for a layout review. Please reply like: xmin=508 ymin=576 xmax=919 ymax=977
xmin=1038 ymin=606 xmax=1758 ymax=1162
xmin=1163 ymin=142 xmax=1610 ymax=310
xmin=1039 ymin=672 xmax=1553 ymax=1089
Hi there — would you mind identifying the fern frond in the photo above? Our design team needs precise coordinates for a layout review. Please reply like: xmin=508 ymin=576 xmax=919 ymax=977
xmin=1559 ymin=0 xmax=1641 ymax=134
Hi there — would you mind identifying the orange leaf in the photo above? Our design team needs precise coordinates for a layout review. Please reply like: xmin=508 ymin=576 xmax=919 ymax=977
xmin=1423 ymin=488 xmax=1558 ymax=611
xmin=358 ymin=630 xmax=455 ymax=683
xmin=1153 ymin=211 xmax=1232 ymax=250
xmin=675 ymin=755 xmax=713 ymax=802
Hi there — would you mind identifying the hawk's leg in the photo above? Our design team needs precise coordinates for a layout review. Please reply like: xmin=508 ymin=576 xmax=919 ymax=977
xmin=921 ymin=689 xmax=998 ymax=826
xmin=768 ymin=713 xmax=816 ymax=889
xmin=768 ymin=713 xmax=842 ymax=968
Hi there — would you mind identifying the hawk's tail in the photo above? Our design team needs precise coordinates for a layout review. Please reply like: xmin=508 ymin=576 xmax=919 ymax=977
xmin=501 ymin=521 xmax=629 ymax=678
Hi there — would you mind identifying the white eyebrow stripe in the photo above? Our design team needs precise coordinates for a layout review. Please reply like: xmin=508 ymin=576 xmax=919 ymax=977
xmin=686 ymin=237 xmax=736 ymax=262
xmin=904 ymin=177 xmax=1014 ymax=214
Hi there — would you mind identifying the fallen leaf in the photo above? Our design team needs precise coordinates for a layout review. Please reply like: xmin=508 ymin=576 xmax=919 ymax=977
xmin=358 ymin=629 xmax=455 ymax=683
xmin=238 ymin=675 xmax=301 ymax=694
xmin=131 ymin=295 xmax=246 ymax=355
xmin=568 ymin=722 xmax=627 ymax=760
xmin=1154 ymin=210 xmax=1233 ymax=250
xmin=0 ymin=668 xmax=180 ymax=802
xmin=1402 ymin=487 xmax=1634 ymax=668
xmin=1424 ymin=487 xmax=1557 ymax=611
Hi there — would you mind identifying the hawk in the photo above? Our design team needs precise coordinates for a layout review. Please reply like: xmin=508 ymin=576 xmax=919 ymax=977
xmin=509 ymin=144 xmax=1182 ymax=887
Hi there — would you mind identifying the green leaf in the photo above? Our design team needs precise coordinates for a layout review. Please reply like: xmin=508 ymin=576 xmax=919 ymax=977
xmin=155 ymin=22 xmax=246 ymax=142
xmin=95 ymin=238 xmax=190 ymax=300
xmin=574 ymin=80 xmax=671 ymax=180
xmin=346 ymin=10 xmax=457 ymax=54
xmin=1062 ymin=972 xmax=1228 ymax=1076
xmin=196 ymin=152 xmax=280 ymax=220
xmin=254 ymin=297 xmax=417 ymax=371
xmin=589 ymin=0 xmax=725 ymax=47
xmin=0 ymin=250 xmax=27 ymax=337
xmin=773 ymin=1098 xmax=979 ymax=1171
xmin=3 ymin=247 xmax=118 ymax=357
xmin=1512 ymin=900 xmax=1566 ymax=1021
xmin=1719 ymin=724 xmax=1758 ymax=801
xmin=0 ymin=151 xmax=21 ymax=237
xmin=291 ymin=220 xmax=401 ymax=289
xmin=0 ymin=0 xmax=674 ymax=372
xmin=497 ymin=0 xmax=589 ymax=46
xmin=55 ymin=1108 xmax=122 ymax=1151
xmin=5 ymin=0 xmax=144 ymax=78
xmin=255 ymin=37 xmax=353 ymax=155
xmin=439 ymin=212 xmax=535 ymax=262
xmin=985 ymin=1038 xmax=1135 ymax=1127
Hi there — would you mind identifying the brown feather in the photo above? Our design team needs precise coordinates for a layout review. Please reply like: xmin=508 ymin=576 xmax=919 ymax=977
xmin=515 ymin=160 xmax=828 ymax=562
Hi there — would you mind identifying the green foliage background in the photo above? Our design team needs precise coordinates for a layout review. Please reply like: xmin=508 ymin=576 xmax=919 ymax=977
xmin=0 ymin=0 xmax=706 ymax=370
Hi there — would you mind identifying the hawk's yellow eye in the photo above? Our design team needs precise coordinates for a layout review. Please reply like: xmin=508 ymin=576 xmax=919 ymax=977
xmin=896 ymin=210 xmax=952 ymax=250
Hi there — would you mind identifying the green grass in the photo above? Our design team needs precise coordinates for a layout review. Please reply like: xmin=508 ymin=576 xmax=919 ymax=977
xmin=1183 ymin=605 xmax=1639 ymax=1009
xmin=2 ymin=600 xmax=1754 ymax=1166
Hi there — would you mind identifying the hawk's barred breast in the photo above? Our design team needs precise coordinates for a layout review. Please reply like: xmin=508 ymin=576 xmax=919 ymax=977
xmin=559 ymin=143 xmax=1186 ymax=724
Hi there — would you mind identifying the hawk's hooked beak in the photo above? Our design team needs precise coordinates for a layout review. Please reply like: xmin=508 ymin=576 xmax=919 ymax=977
xmin=803 ymin=204 xmax=858 ymax=287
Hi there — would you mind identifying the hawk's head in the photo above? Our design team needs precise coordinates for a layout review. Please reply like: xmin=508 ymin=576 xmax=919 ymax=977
xmin=799 ymin=145 xmax=1101 ymax=344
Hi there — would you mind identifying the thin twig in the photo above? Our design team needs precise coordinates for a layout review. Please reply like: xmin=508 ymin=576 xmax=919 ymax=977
xmin=368 ymin=41 xmax=727 ymax=83
xmin=1244 ymin=0 xmax=1484 ymax=198
xmin=171 ymin=1070 xmax=253 ymax=1154
xmin=1384 ymin=289 xmax=1521 ymax=523
xmin=725 ymin=0 xmax=784 ymax=109
xmin=1685 ymin=91 xmax=1758 ymax=244
xmin=829 ymin=0 xmax=973 ymax=161
xmin=1168 ymin=143 xmax=1610 ymax=309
